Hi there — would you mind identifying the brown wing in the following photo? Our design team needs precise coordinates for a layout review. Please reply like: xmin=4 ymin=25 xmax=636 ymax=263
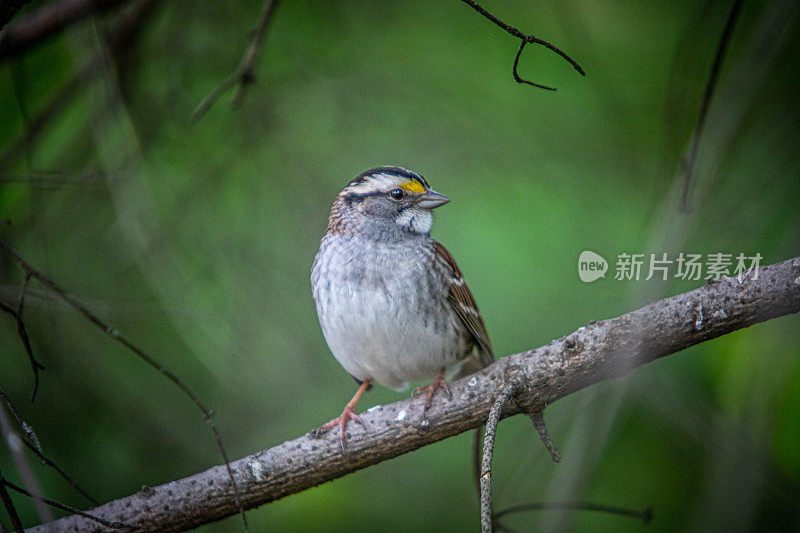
xmin=432 ymin=241 xmax=494 ymax=373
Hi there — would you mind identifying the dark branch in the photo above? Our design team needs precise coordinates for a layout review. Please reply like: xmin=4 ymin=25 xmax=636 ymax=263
xmin=31 ymin=256 xmax=800 ymax=532
xmin=460 ymin=0 xmax=584 ymax=89
xmin=480 ymin=376 xmax=521 ymax=533
xmin=17 ymin=271 xmax=44 ymax=400
xmin=0 ymin=387 xmax=98 ymax=506
xmin=1 ymin=480 xmax=130 ymax=530
xmin=679 ymin=0 xmax=744 ymax=211
xmin=0 ymin=238 xmax=246 ymax=530
xmin=0 ymin=388 xmax=39 ymax=453
xmin=0 ymin=0 xmax=157 ymax=172
xmin=0 ymin=298 xmax=43 ymax=400
xmin=191 ymin=0 xmax=280 ymax=121
xmin=0 ymin=468 xmax=23 ymax=533
xmin=0 ymin=390 xmax=52 ymax=524
xmin=512 ymin=40 xmax=554 ymax=90
xmin=0 ymin=0 xmax=135 ymax=60
xmin=0 ymin=1 xmax=33 ymax=35
xmin=493 ymin=502 xmax=653 ymax=524
xmin=529 ymin=411 xmax=560 ymax=463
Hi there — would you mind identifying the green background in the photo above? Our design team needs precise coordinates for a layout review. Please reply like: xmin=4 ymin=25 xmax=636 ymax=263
xmin=1 ymin=1 xmax=799 ymax=531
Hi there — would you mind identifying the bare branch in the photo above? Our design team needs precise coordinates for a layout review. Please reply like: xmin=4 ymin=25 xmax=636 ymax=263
xmin=0 ymin=387 xmax=98 ymax=506
xmin=0 ymin=238 xmax=247 ymax=530
xmin=0 ymin=0 xmax=136 ymax=60
xmin=493 ymin=502 xmax=653 ymax=524
xmin=0 ymin=0 xmax=158 ymax=172
xmin=17 ymin=272 xmax=43 ymax=400
xmin=679 ymin=0 xmax=744 ymax=211
xmin=0 ymin=1 xmax=33 ymax=34
xmin=30 ymin=256 xmax=800 ymax=532
xmin=529 ymin=411 xmax=560 ymax=463
xmin=0 ymin=468 xmax=23 ymax=533
xmin=0 ymin=403 xmax=52 ymax=524
xmin=460 ymin=0 xmax=585 ymax=89
xmin=0 ymin=480 xmax=130 ymax=530
xmin=191 ymin=0 xmax=280 ymax=121
xmin=480 ymin=376 xmax=521 ymax=533
xmin=0 ymin=388 xmax=40 ymax=454
xmin=0 ymin=296 xmax=43 ymax=400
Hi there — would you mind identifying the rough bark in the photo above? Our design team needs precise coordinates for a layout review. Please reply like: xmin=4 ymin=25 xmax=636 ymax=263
xmin=32 ymin=256 xmax=800 ymax=532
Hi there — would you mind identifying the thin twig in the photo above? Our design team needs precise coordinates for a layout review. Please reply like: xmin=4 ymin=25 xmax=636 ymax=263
xmin=21 ymin=440 xmax=98 ymax=505
xmin=481 ymin=379 xmax=521 ymax=533
xmin=0 ymin=277 xmax=44 ymax=400
xmin=191 ymin=0 xmax=280 ymax=121
xmin=0 ymin=0 xmax=133 ymax=60
xmin=486 ymin=404 xmax=644 ymax=528
xmin=493 ymin=502 xmax=654 ymax=523
xmin=679 ymin=0 xmax=744 ymax=212
xmin=0 ymin=0 xmax=157 ymax=172
xmin=1 ymin=479 xmax=131 ymax=530
xmin=0 ymin=238 xmax=247 ymax=531
xmin=459 ymin=0 xmax=584 ymax=89
xmin=0 ymin=400 xmax=52 ymax=523
xmin=0 ymin=469 xmax=22 ymax=533
xmin=0 ymin=387 xmax=98 ymax=505
xmin=0 ymin=388 xmax=40 ymax=454
xmin=18 ymin=271 xmax=43 ymax=400
xmin=512 ymin=40 xmax=553 ymax=90
xmin=529 ymin=411 xmax=560 ymax=463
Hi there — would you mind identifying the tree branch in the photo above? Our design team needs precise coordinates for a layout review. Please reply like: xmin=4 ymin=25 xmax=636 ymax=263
xmin=679 ymin=0 xmax=744 ymax=212
xmin=529 ymin=411 xmax=560 ymax=463
xmin=0 ymin=468 xmax=23 ymax=533
xmin=0 ymin=237 xmax=246 ymax=530
xmin=0 ymin=0 xmax=157 ymax=172
xmin=0 ymin=386 xmax=98 ymax=506
xmin=0 ymin=1 xmax=33 ymax=32
xmin=0 ymin=479 xmax=128 ymax=530
xmin=31 ymin=256 xmax=800 ymax=531
xmin=480 ymin=376 xmax=521 ymax=533
xmin=460 ymin=0 xmax=585 ymax=90
xmin=492 ymin=502 xmax=653 ymax=524
xmin=0 ymin=402 xmax=52 ymax=524
xmin=190 ymin=0 xmax=280 ymax=122
xmin=0 ymin=277 xmax=44 ymax=401
xmin=0 ymin=0 xmax=136 ymax=60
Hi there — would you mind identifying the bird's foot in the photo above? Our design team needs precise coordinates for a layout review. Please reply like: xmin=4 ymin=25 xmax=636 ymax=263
xmin=413 ymin=373 xmax=451 ymax=410
xmin=312 ymin=405 xmax=364 ymax=444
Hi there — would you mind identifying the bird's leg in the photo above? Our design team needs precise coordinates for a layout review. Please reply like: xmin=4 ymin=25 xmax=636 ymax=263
xmin=314 ymin=379 xmax=371 ymax=443
xmin=413 ymin=367 xmax=451 ymax=410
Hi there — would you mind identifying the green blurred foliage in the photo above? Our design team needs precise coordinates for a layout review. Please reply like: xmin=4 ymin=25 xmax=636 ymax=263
xmin=1 ymin=0 xmax=799 ymax=531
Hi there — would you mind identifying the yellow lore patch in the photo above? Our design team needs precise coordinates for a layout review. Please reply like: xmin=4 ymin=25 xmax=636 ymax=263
xmin=400 ymin=180 xmax=426 ymax=193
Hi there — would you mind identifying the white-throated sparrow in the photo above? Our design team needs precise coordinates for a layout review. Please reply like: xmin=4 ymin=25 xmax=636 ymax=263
xmin=311 ymin=166 xmax=494 ymax=442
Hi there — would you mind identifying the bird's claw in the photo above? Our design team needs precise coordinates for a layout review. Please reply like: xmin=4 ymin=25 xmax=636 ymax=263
xmin=413 ymin=375 xmax=451 ymax=410
xmin=313 ymin=405 xmax=363 ymax=445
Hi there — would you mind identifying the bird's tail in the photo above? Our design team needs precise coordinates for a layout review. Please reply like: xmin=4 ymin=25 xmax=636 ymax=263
xmin=457 ymin=346 xmax=494 ymax=379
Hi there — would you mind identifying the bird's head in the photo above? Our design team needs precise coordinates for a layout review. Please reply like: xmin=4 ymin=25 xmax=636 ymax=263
xmin=329 ymin=166 xmax=450 ymax=237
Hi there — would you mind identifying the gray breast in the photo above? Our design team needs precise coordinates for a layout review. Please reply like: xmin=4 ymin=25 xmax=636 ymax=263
xmin=311 ymin=234 xmax=467 ymax=390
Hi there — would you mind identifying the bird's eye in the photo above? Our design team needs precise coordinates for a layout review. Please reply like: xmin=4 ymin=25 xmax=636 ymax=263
xmin=389 ymin=189 xmax=405 ymax=200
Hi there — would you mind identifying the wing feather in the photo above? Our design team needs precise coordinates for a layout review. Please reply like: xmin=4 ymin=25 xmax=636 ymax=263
xmin=432 ymin=241 xmax=494 ymax=371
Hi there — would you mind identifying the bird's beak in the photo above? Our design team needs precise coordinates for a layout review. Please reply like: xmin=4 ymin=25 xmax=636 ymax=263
xmin=416 ymin=189 xmax=450 ymax=210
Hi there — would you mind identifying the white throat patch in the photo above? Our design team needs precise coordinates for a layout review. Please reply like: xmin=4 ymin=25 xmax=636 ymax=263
xmin=395 ymin=207 xmax=432 ymax=234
